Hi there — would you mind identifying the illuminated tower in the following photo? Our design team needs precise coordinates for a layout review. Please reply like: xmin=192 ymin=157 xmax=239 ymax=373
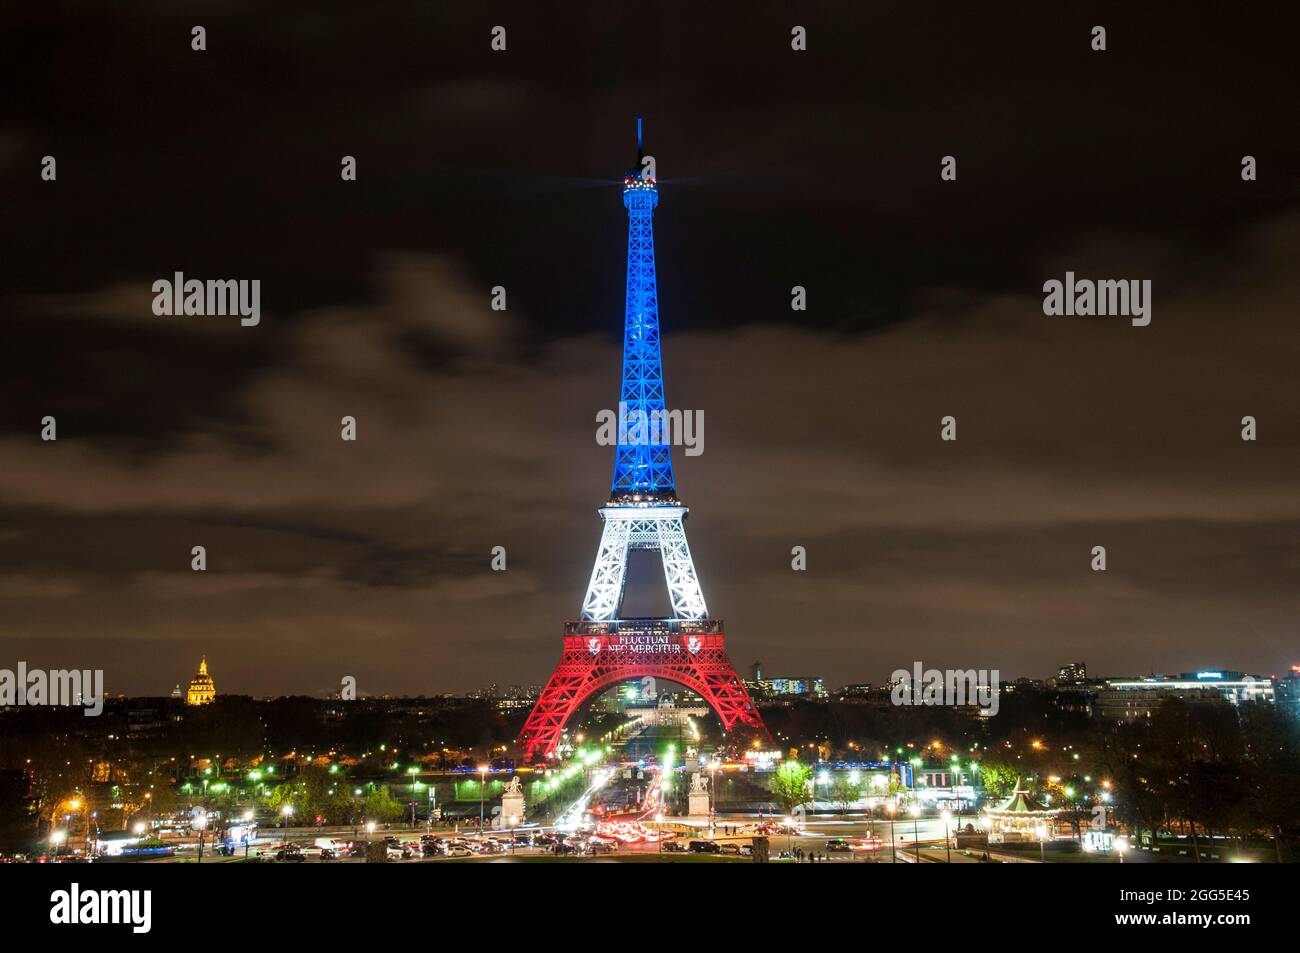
xmin=518 ymin=119 xmax=768 ymax=761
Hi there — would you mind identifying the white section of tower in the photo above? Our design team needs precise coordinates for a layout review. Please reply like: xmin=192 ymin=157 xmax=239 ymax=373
xmin=579 ymin=505 xmax=709 ymax=622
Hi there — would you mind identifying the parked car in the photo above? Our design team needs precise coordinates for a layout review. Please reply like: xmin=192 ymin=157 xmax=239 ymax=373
xmin=661 ymin=840 xmax=687 ymax=853
xmin=718 ymin=842 xmax=741 ymax=855
xmin=688 ymin=840 xmax=721 ymax=854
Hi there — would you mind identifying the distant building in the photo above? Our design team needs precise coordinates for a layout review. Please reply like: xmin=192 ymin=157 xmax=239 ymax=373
xmin=1273 ymin=666 xmax=1300 ymax=719
xmin=750 ymin=661 xmax=763 ymax=681
xmin=1055 ymin=661 xmax=1087 ymax=686
xmin=758 ymin=676 xmax=826 ymax=698
xmin=1096 ymin=670 xmax=1272 ymax=720
xmin=625 ymin=695 xmax=707 ymax=727
xmin=185 ymin=656 xmax=216 ymax=706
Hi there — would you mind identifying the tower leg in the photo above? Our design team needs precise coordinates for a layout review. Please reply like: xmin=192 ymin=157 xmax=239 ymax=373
xmin=518 ymin=628 xmax=770 ymax=763
xmin=656 ymin=516 xmax=708 ymax=620
xmin=580 ymin=517 xmax=631 ymax=622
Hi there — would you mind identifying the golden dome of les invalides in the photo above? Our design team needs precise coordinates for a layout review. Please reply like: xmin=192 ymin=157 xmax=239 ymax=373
xmin=185 ymin=656 xmax=216 ymax=706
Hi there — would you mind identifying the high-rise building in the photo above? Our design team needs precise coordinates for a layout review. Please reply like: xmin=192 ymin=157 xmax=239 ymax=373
xmin=1056 ymin=661 xmax=1088 ymax=685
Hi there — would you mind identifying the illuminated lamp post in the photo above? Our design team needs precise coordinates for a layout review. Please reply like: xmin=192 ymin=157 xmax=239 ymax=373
xmin=940 ymin=809 xmax=952 ymax=863
xmin=909 ymin=804 xmax=921 ymax=862
xmin=885 ymin=801 xmax=897 ymax=863
xmin=409 ymin=767 xmax=420 ymax=828
xmin=49 ymin=829 xmax=66 ymax=860
xmin=194 ymin=811 xmax=208 ymax=864
xmin=478 ymin=765 xmax=489 ymax=829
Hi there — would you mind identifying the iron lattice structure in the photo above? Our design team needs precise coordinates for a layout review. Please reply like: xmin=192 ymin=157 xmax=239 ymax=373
xmin=519 ymin=120 xmax=768 ymax=762
xmin=611 ymin=173 xmax=675 ymax=499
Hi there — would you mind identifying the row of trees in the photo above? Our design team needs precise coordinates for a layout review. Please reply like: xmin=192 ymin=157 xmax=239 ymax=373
xmin=1100 ymin=700 xmax=1300 ymax=861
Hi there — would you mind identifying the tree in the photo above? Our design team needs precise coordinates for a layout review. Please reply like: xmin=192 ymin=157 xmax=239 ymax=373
xmin=829 ymin=775 xmax=863 ymax=814
xmin=770 ymin=761 xmax=813 ymax=815
xmin=364 ymin=787 xmax=406 ymax=825
xmin=976 ymin=760 xmax=1018 ymax=799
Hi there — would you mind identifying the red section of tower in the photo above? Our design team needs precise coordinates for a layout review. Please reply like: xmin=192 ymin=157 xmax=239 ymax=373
xmin=519 ymin=623 xmax=768 ymax=762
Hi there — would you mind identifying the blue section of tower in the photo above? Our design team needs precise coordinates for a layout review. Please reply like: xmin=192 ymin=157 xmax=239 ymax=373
xmin=610 ymin=131 xmax=677 ymax=502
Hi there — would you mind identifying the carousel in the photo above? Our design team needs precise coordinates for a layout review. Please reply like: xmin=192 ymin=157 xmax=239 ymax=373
xmin=981 ymin=778 xmax=1060 ymax=843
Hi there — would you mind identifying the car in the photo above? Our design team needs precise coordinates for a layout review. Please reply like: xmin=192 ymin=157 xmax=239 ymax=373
xmin=446 ymin=846 xmax=473 ymax=858
xmin=688 ymin=840 xmax=721 ymax=854
xmin=825 ymin=838 xmax=851 ymax=852
xmin=319 ymin=848 xmax=336 ymax=860
xmin=718 ymin=842 xmax=741 ymax=855
xmin=276 ymin=847 xmax=306 ymax=862
xmin=661 ymin=840 xmax=687 ymax=853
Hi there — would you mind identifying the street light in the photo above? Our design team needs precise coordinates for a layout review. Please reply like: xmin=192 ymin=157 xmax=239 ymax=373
xmin=1115 ymin=836 xmax=1128 ymax=864
xmin=281 ymin=803 xmax=293 ymax=837
xmin=194 ymin=811 xmax=208 ymax=864
xmin=909 ymin=804 xmax=921 ymax=863
xmin=940 ymin=809 xmax=952 ymax=863
xmin=408 ymin=767 xmax=420 ymax=828
xmin=885 ymin=801 xmax=897 ymax=863
xmin=1036 ymin=822 xmax=1048 ymax=863
xmin=478 ymin=765 xmax=489 ymax=829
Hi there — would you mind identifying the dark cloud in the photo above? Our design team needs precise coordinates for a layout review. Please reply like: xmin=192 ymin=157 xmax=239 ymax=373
xmin=1 ymin=2 xmax=1297 ymax=695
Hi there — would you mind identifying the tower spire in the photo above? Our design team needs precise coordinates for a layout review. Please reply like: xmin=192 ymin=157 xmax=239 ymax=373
xmin=612 ymin=116 xmax=674 ymax=504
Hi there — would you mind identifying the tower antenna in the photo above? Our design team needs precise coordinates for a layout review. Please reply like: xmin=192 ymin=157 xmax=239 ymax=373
xmin=635 ymin=114 xmax=644 ymax=168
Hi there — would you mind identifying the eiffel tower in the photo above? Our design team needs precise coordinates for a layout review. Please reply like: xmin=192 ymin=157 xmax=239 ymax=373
xmin=518 ymin=119 xmax=769 ymax=762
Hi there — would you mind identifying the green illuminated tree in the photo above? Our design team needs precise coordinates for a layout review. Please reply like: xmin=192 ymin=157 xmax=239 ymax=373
xmin=829 ymin=774 xmax=863 ymax=814
xmin=770 ymin=760 xmax=813 ymax=814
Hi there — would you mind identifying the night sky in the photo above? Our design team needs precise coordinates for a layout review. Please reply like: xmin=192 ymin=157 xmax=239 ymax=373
xmin=3 ymin=2 xmax=1298 ymax=697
